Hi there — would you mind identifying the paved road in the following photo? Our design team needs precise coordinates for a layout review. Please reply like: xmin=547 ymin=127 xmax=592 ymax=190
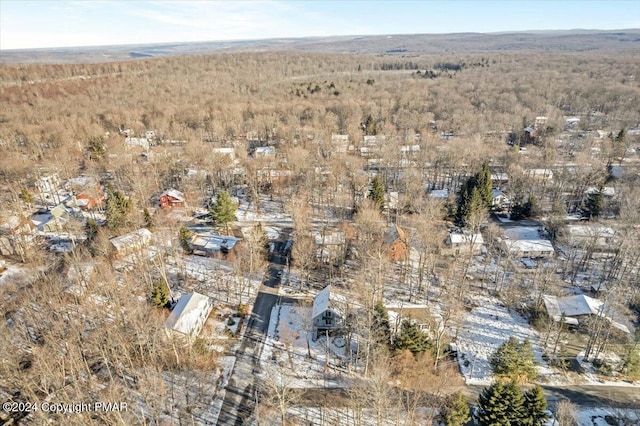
xmin=217 ymin=231 xmax=294 ymax=425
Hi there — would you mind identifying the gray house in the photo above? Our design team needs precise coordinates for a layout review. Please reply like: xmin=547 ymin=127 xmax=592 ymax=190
xmin=311 ymin=285 xmax=344 ymax=340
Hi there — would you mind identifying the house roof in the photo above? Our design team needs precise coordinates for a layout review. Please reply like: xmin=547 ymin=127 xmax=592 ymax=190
xmin=584 ymin=186 xmax=615 ymax=197
xmin=543 ymin=294 xmax=629 ymax=333
xmin=165 ymin=292 xmax=212 ymax=336
xmin=190 ymin=232 xmax=241 ymax=252
xmin=160 ymin=188 xmax=185 ymax=202
xmin=255 ymin=146 xmax=275 ymax=155
xmin=312 ymin=285 xmax=331 ymax=319
xmin=428 ymin=189 xmax=449 ymax=199
xmin=502 ymin=227 xmax=554 ymax=254
xmin=110 ymin=228 xmax=153 ymax=252
xmin=448 ymin=232 xmax=484 ymax=245
xmin=384 ymin=224 xmax=407 ymax=245
xmin=313 ymin=231 xmax=345 ymax=246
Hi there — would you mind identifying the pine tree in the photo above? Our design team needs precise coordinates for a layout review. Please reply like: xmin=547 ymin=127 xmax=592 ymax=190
xmin=373 ymin=301 xmax=392 ymax=348
xmin=476 ymin=380 xmax=527 ymax=426
xmin=368 ymin=176 xmax=385 ymax=211
xmin=19 ymin=188 xmax=35 ymax=205
xmin=151 ymin=280 xmax=170 ymax=308
xmin=478 ymin=162 xmax=493 ymax=206
xmin=105 ymin=184 xmax=132 ymax=231
xmin=178 ymin=226 xmax=193 ymax=253
xmin=143 ymin=207 xmax=154 ymax=229
xmin=394 ymin=320 xmax=431 ymax=355
xmin=441 ymin=391 xmax=471 ymax=426
xmin=490 ymin=337 xmax=537 ymax=383
xmin=524 ymin=386 xmax=550 ymax=426
xmin=210 ymin=190 xmax=238 ymax=234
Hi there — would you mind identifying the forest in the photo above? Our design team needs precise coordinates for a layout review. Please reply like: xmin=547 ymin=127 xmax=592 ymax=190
xmin=1 ymin=46 xmax=640 ymax=425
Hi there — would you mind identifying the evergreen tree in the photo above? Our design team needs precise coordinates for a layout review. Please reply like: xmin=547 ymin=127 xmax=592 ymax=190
xmin=394 ymin=320 xmax=432 ymax=355
xmin=368 ymin=176 xmax=385 ymax=211
xmin=362 ymin=114 xmax=377 ymax=135
xmin=105 ymin=184 xmax=132 ymax=231
xmin=143 ymin=207 xmax=154 ymax=229
xmin=373 ymin=301 xmax=392 ymax=348
xmin=88 ymin=135 xmax=106 ymax=160
xmin=441 ymin=391 xmax=471 ymax=426
xmin=523 ymin=386 xmax=550 ymax=426
xmin=478 ymin=162 xmax=493 ymax=206
xmin=151 ymin=280 xmax=170 ymax=308
xmin=476 ymin=380 xmax=527 ymax=426
xmin=178 ymin=226 xmax=193 ymax=253
xmin=19 ymin=188 xmax=35 ymax=205
xmin=210 ymin=191 xmax=238 ymax=234
xmin=490 ymin=337 xmax=537 ymax=383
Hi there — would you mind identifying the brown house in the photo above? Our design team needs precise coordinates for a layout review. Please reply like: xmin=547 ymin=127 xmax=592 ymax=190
xmin=384 ymin=224 xmax=409 ymax=261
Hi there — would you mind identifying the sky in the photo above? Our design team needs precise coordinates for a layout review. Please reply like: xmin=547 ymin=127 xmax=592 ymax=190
xmin=1 ymin=0 xmax=639 ymax=50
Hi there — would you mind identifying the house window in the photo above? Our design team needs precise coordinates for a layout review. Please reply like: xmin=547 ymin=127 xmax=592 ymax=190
xmin=325 ymin=311 xmax=332 ymax=317
xmin=325 ymin=318 xmax=332 ymax=325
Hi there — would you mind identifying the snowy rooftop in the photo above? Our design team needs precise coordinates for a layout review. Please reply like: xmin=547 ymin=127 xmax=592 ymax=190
xmin=110 ymin=228 xmax=153 ymax=253
xmin=584 ymin=186 xmax=615 ymax=197
xmin=384 ymin=224 xmax=407 ymax=245
xmin=160 ymin=188 xmax=185 ymax=202
xmin=448 ymin=232 xmax=484 ymax=245
xmin=255 ymin=146 xmax=275 ymax=155
xmin=543 ymin=294 xmax=629 ymax=333
xmin=567 ymin=224 xmax=615 ymax=239
xmin=191 ymin=232 xmax=241 ymax=253
xmin=312 ymin=285 xmax=331 ymax=319
xmin=313 ymin=231 xmax=345 ymax=246
xmin=428 ymin=189 xmax=449 ymax=198
xmin=502 ymin=226 xmax=554 ymax=254
xmin=165 ymin=292 xmax=213 ymax=337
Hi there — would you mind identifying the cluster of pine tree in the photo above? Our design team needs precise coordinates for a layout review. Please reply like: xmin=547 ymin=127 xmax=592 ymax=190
xmin=455 ymin=162 xmax=492 ymax=227
xmin=477 ymin=381 xmax=549 ymax=426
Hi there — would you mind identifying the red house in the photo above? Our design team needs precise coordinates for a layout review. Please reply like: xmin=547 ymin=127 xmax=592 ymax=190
xmin=76 ymin=188 xmax=105 ymax=210
xmin=158 ymin=189 xmax=185 ymax=208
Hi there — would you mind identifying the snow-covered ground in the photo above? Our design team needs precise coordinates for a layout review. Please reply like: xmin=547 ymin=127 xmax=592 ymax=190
xmin=575 ymin=407 xmax=640 ymax=426
xmin=576 ymin=351 xmax=640 ymax=387
xmin=455 ymin=295 xmax=551 ymax=385
xmin=260 ymin=304 xmax=356 ymax=389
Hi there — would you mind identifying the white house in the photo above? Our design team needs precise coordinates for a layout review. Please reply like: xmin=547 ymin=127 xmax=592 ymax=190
xmin=165 ymin=292 xmax=214 ymax=342
xmin=543 ymin=294 xmax=629 ymax=334
xmin=110 ymin=228 xmax=153 ymax=258
xmin=312 ymin=285 xmax=344 ymax=340
xmin=492 ymin=188 xmax=510 ymax=209
xmin=446 ymin=231 xmax=484 ymax=255
xmin=500 ymin=226 xmax=555 ymax=258
xmin=254 ymin=146 xmax=275 ymax=158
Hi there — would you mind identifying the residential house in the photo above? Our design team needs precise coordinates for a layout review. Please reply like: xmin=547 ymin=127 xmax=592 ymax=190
xmin=526 ymin=168 xmax=554 ymax=182
xmin=445 ymin=231 xmax=484 ymax=256
xmin=124 ymin=137 xmax=150 ymax=150
xmin=312 ymin=285 xmax=344 ymax=340
xmin=562 ymin=224 xmax=617 ymax=253
xmin=492 ymin=188 xmax=510 ymax=209
xmin=190 ymin=232 xmax=241 ymax=257
xmin=254 ymin=146 xmax=275 ymax=158
xmin=384 ymin=224 xmax=409 ymax=261
xmin=158 ymin=189 xmax=186 ymax=208
xmin=212 ymin=147 xmax=236 ymax=160
xmin=543 ymin=294 xmax=630 ymax=334
xmin=490 ymin=172 xmax=509 ymax=187
xmin=0 ymin=215 xmax=36 ymax=258
xmin=165 ymin=292 xmax=214 ymax=342
xmin=313 ymin=230 xmax=346 ymax=264
xmin=331 ymin=134 xmax=350 ymax=153
xmin=35 ymin=173 xmax=61 ymax=194
xmin=110 ymin=228 xmax=153 ymax=259
xmin=500 ymin=226 xmax=555 ymax=258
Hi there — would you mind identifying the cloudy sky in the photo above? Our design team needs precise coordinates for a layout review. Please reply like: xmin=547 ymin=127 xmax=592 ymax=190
xmin=1 ymin=0 xmax=639 ymax=50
